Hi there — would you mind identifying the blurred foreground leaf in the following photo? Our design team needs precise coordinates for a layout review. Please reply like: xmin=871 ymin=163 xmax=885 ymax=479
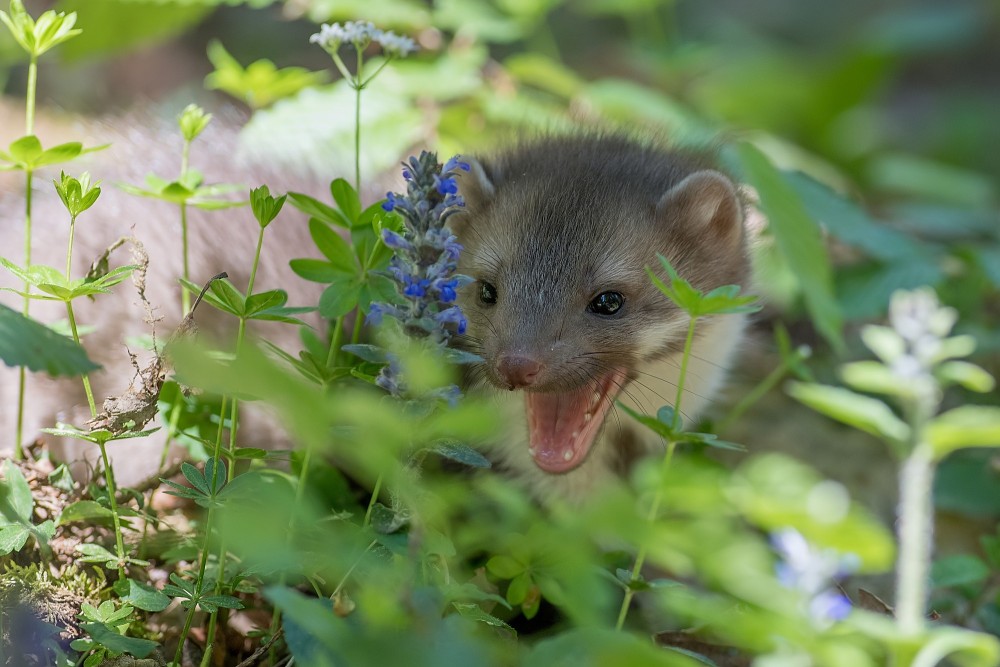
xmin=0 ymin=303 xmax=99 ymax=376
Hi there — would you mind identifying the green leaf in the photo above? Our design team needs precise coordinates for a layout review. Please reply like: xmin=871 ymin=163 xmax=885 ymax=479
xmin=209 ymin=279 xmax=247 ymax=317
xmin=34 ymin=141 xmax=83 ymax=167
xmin=341 ymin=344 xmax=389 ymax=363
xmin=931 ymin=555 xmax=990 ymax=588
xmin=0 ymin=459 xmax=34 ymax=526
xmin=936 ymin=362 xmax=995 ymax=393
xmin=205 ymin=40 xmax=328 ymax=109
xmin=737 ymin=144 xmax=844 ymax=352
xmin=309 ymin=218 xmax=357 ymax=274
xmin=80 ymin=622 xmax=158 ymax=658
xmin=8 ymin=134 xmax=42 ymax=163
xmin=618 ymin=401 xmax=677 ymax=440
xmin=290 ymin=258 xmax=343 ymax=284
xmin=427 ymin=441 xmax=492 ymax=468
xmin=927 ymin=406 xmax=1000 ymax=459
xmin=486 ymin=555 xmax=524 ymax=579
xmin=181 ymin=462 xmax=210 ymax=496
xmin=76 ymin=542 xmax=119 ymax=565
xmin=0 ymin=304 xmax=99 ymax=377
xmin=245 ymin=289 xmax=288 ymax=317
xmin=113 ymin=578 xmax=170 ymax=613
xmin=787 ymin=382 xmax=909 ymax=448
xmin=57 ymin=500 xmax=114 ymax=526
xmin=452 ymin=602 xmax=515 ymax=632
xmin=287 ymin=192 xmax=349 ymax=228
xmin=318 ymin=276 xmax=362 ymax=319
xmin=330 ymin=178 xmax=361 ymax=223
xmin=0 ymin=524 xmax=30 ymax=554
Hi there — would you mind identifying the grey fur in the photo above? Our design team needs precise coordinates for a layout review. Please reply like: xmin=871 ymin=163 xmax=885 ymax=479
xmin=453 ymin=134 xmax=751 ymax=503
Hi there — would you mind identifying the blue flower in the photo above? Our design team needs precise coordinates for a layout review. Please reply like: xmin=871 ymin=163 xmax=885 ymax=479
xmin=403 ymin=276 xmax=430 ymax=298
xmin=367 ymin=151 xmax=472 ymax=402
xmin=435 ymin=278 xmax=459 ymax=303
xmin=443 ymin=156 xmax=471 ymax=174
xmin=367 ymin=303 xmax=401 ymax=327
xmin=435 ymin=306 xmax=467 ymax=335
xmin=381 ymin=229 xmax=411 ymax=250
xmin=771 ymin=528 xmax=857 ymax=625
xmin=434 ymin=174 xmax=458 ymax=195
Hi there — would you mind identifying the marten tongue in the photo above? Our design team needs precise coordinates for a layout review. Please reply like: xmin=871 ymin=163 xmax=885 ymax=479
xmin=526 ymin=369 xmax=626 ymax=473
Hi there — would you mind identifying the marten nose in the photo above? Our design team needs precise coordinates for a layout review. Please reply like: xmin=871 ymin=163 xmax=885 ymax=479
xmin=496 ymin=355 xmax=542 ymax=390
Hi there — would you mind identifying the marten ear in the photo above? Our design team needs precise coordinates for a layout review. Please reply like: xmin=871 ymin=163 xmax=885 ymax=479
xmin=450 ymin=158 xmax=497 ymax=237
xmin=656 ymin=170 xmax=743 ymax=249
xmin=454 ymin=158 xmax=496 ymax=211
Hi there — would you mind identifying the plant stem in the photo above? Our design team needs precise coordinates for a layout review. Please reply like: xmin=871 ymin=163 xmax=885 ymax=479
xmin=97 ymin=441 xmax=128 ymax=581
xmin=616 ymin=315 xmax=698 ymax=630
xmin=25 ymin=55 xmax=37 ymax=135
xmin=65 ymin=216 xmax=77 ymax=279
xmin=354 ymin=47 xmax=363 ymax=193
xmin=179 ymin=138 xmax=192 ymax=315
xmin=180 ymin=203 xmax=191 ymax=315
xmin=363 ymin=474 xmax=383 ymax=528
xmin=325 ymin=316 xmax=345 ymax=370
xmin=896 ymin=440 xmax=935 ymax=636
xmin=716 ymin=357 xmax=791 ymax=433
xmin=65 ymin=301 xmax=97 ymax=417
xmin=350 ymin=309 xmax=364 ymax=345
xmin=14 ymin=169 xmax=34 ymax=460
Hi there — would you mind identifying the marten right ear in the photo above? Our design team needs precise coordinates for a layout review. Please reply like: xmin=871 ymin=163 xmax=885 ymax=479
xmin=656 ymin=170 xmax=744 ymax=252
xmin=454 ymin=158 xmax=497 ymax=211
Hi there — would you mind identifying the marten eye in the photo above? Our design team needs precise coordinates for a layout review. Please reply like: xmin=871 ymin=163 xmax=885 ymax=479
xmin=479 ymin=281 xmax=498 ymax=305
xmin=588 ymin=291 xmax=625 ymax=316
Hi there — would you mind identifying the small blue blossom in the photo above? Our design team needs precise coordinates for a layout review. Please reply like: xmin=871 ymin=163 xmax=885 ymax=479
xmin=434 ymin=174 xmax=459 ymax=195
xmin=434 ymin=306 xmax=468 ymax=335
xmin=403 ymin=276 xmax=430 ymax=298
xmin=771 ymin=529 xmax=857 ymax=625
xmin=434 ymin=278 xmax=459 ymax=304
xmin=381 ymin=228 xmax=411 ymax=250
xmin=382 ymin=192 xmax=399 ymax=212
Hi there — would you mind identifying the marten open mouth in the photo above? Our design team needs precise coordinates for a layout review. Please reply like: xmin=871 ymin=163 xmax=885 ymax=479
xmin=525 ymin=369 xmax=628 ymax=474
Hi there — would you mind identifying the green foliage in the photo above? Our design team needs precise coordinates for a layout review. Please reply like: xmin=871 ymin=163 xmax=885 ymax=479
xmin=0 ymin=303 xmax=99 ymax=375
xmin=0 ymin=0 xmax=80 ymax=57
xmin=206 ymin=39 xmax=328 ymax=108
xmin=0 ymin=460 xmax=54 ymax=556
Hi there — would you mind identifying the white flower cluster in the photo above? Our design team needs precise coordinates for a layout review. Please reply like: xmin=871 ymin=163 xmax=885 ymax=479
xmin=309 ymin=21 xmax=418 ymax=57
xmin=887 ymin=287 xmax=957 ymax=380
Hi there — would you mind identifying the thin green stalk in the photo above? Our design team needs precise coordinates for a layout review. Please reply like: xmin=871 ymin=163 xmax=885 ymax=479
xmin=65 ymin=302 xmax=97 ymax=417
xmin=325 ymin=316 xmax=345 ymax=370
xmin=174 ymin=506 xmax=215 ymax=667
xmin=14 ymin=51 xmax=39 ymax=459
xmin=353 ymin=46 xmax=363 ymax=192
xmin=14 ymin=169 xmax=34 ymax=460
xmin=616 ymin=315 xmax=698 ymax=631
xmin=179 ymin=138 xmax=192 ymax=315
xmin=180 ymin=203 xmax=191 ymax=315
xmin=175 ymin=397 xmax=229 ymax=667
xmin=363 ymin=474 xmax=383 ymax=528
xmin=896 ymin=398 xmax=934 ymax=636
xmin=65 ymin=215 xmax=77 ymax=279
xmin=716 ymin=358 xmax=790 ymax=433
xmin=267 ymin=445 xmax=317 ymax=665
xmin=25 ymin=55 xmax=37 ymax=135
xmin=350 ymin=310 xmax=364 ymax=345
xmin=97 ymin=441 xmax=127 ymax=581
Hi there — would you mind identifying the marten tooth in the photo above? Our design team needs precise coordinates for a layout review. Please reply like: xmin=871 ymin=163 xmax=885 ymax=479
xmin=571 ymin=431 xmax=579 ymax=438
xmin=562 ymin=450 xmax=572 ymax=462
xmin=584 ymin=412 xmax=592 ymax=422
xmin=529 ymin=446 xmax=536 ymax=456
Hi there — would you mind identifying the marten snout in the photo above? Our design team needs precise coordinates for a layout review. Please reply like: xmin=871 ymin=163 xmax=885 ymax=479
xmin=496 ymin=354 xmax=543 ymax=390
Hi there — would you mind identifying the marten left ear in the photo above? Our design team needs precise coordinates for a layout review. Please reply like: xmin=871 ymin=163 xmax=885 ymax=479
xmin=656 ymin=170 xmax=743 ymax=249
xmin=450 ymin=157 xmax=497 ymax=237
xmin=454 ymin=158 xmax=496 ymax=210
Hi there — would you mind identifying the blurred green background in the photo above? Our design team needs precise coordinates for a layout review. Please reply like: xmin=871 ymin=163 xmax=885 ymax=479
xmin=2 ymin=0 xmax=998 ymax=542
